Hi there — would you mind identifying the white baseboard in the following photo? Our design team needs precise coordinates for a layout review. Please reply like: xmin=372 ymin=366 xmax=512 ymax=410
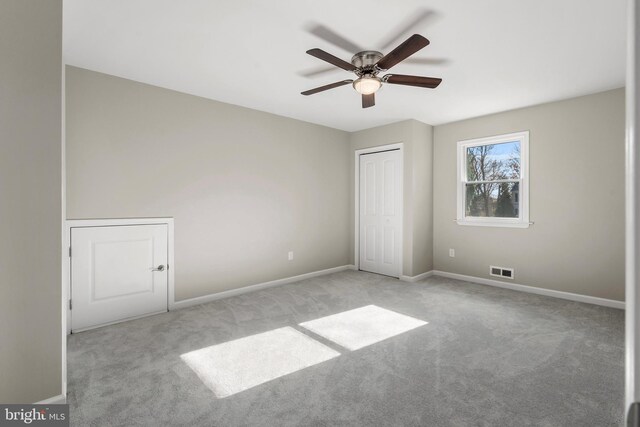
xmin=35 ymin=394 xmax=66 ymax=404
xmin=400 ymin=270 xmax=434 ymax=283
xmin=72 ymin=309 xmax=167 ymax=333
xmin=173 ymin=265 xmax=357 ymax=310
xmin=432 ymin=270 xmax=625 ymax=310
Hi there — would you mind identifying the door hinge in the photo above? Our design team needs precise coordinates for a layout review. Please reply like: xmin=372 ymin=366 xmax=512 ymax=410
xmin=69 ymin=299 xmax=72 ymax=310
xmin=68 ymin=246 xmax=72 ymax=257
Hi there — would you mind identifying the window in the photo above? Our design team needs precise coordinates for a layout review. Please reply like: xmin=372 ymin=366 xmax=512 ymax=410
xmin=457 ymin=131 xmax=529 ymax=228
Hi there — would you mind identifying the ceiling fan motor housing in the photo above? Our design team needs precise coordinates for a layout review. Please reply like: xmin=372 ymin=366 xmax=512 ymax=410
xmin=351 ymin=51 xmax=383 ymax=76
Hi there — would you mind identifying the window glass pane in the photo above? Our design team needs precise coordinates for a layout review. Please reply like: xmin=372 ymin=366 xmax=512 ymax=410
xmin=465 ymin=182 xmax=520 ymax=218
xmin=466 ymin=141 xmax=520 ymax=182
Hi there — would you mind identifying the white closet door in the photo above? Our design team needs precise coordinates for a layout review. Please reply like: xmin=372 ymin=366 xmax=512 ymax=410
xmin=71 ymin=224 xmax=168 ymax=332
xmin=359 ymin=149 xmax=402 ymax=277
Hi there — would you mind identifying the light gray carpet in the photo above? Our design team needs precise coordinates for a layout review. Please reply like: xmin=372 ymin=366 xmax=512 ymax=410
xmin=67 ymin=271 xmax=624 ymax=426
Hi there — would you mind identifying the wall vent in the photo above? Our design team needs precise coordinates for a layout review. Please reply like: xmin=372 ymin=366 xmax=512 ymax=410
xmin=489 ymin=265 xmax=514 ymax=280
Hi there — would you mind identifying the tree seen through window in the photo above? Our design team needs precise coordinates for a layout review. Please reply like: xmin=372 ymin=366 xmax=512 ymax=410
xmin=465 ymin=141 xmax=520 ymax=218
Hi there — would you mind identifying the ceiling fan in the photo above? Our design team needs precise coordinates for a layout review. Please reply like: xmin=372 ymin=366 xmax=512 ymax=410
xmin=301 ymin=34 xmax=442 ymax=108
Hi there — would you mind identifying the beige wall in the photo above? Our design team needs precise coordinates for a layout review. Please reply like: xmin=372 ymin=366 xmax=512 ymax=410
xmin=66 ymin=66 xmax=624 ymax=305
xmin=0 ymin=1 xmax=62 ymax=402
xmin=433 ymin=88 xmax=625 ymax=301
xmin=66 ymin=66 xmax=351 ymax=301
xmin=411 ymin=120 xmax=434 ymax=275
xmin=349 ymin=119 xmax=434 ymax=277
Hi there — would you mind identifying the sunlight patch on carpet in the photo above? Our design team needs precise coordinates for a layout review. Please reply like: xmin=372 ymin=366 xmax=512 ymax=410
xmin=299 ymin=305 xmax=427 ymax=350
xmin=180 ymin=327 xmax=339 ymax=398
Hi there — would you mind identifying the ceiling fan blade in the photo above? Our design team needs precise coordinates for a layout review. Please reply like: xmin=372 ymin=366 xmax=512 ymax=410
xmin=301 ymin=80 xmax=353 ymax=96
xmin=306 ymin=23 xmax=364 ymax=54
xmin=378 ymin=9 xmax=436 ymax=50
xmin=405 ymin=58 xmax=449 ymax=66
xmin=384 ymin=74 xmax=442 ymax=89
xmin=362 ymin=93 xmax=375 ymax=108
xmin=306 ymin=48 xmax=357 ymax=72
xmin=298 ymin=66 xmax=341 ymax=78
xmin=376 ymin=34 xmax=430 ymax=71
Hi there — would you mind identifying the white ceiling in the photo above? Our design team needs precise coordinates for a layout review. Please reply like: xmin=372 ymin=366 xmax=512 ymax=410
xmin=63 ymin=0 xmax=627 ymax=132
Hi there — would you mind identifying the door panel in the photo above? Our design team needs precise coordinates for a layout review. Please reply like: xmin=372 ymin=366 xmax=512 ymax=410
xmin=359 ymin=149 xmax=402 ymax=277
xmin=364 ymin=161 xmax=376 ymax=215
xmin=383 ymin=226 xmax=395 ymax=265
xmin=383 ymin=160 xmax=396 ymax=215
xmin=92 ymin=239 xmax=154 ymax=300
xmin=71 ymin=224 xmax=168 ymax=331
xmin=365 ymin=225 xmax=376 ymax=262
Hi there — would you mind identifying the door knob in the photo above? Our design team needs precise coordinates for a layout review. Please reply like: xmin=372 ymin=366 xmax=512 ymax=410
xmin=151 ymin=265 xmax=165 ymax=272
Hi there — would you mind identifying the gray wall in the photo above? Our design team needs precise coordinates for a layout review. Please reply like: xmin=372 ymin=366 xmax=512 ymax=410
xmin=66 ymin=66 xmax=351 ymax=301
xmin=349 ymin=119 xmax=434 ymax=277
xmin=0 ymin=1 xmax=62 ymax=402
xmin=433 ymin=89 xmax=625 ymax=301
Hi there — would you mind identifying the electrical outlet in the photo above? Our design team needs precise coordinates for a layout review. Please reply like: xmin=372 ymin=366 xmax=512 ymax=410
xmin=288 ymin=251 xmax=294 ymax=261
xmin=449 ymin=249 xmax=455 ymax=258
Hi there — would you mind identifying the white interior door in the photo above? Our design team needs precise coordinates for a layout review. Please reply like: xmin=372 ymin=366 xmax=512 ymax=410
xmin=71 ymin=224 xmax=168 ymax=332
xmin=359 ymin=149 xmax=402 ymax=277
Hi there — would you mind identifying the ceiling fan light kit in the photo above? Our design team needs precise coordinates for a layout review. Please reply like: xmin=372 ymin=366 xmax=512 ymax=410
xmin=301 ymin=34 xmax=442 ymax=108
xmin=353 ymin=77 xmax=381 ymax=95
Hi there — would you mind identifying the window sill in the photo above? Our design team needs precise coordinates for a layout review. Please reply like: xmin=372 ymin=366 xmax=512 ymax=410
xmin=456 ymin=219 xmax=531 ymax=229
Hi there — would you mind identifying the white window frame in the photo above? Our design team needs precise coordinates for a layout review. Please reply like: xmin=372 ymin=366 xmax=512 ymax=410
xmin=456 ymin=131 xmax=530 ymax=228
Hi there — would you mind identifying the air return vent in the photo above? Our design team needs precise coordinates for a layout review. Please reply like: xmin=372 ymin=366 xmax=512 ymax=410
xmin=489 ymin=265 xmax=514 ymax=280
